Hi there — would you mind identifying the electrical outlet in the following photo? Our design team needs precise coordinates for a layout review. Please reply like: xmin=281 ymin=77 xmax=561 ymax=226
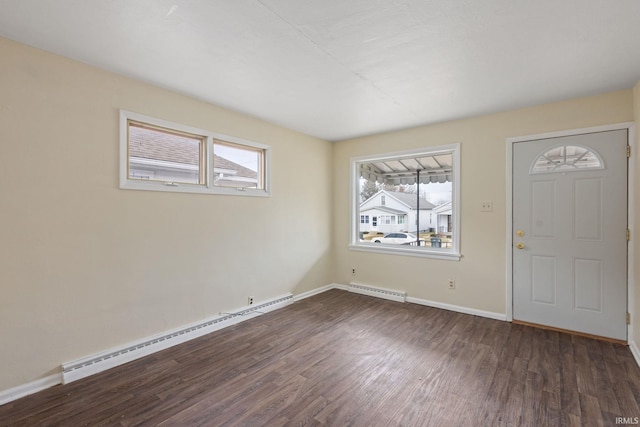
xmin=448 ymin=279 xmax=455 ymax=289
xmin=248 ymin=296 xmax=254 ymax=305
xmin=480 ymin=201 xmax=493 ymax=212
xmin=351 ymin=268 xmax=356 ymax=276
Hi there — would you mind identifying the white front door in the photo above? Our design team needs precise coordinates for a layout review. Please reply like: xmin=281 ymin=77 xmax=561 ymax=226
xmin=512 ymin=129 xmax=628 ymax=340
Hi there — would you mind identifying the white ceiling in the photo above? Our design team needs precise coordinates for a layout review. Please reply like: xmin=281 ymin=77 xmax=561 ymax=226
xmin=1 ymin=0 xmax=640 ymax=141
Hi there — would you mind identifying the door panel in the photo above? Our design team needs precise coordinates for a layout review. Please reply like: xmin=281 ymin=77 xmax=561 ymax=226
xmin=531 ymin=255 xmax=556 ymax=305
xmin=531 ymin=181 xmax=556 ymax=238
xmin=574 ymin=178 xmax=603 ymax=240
xmin=574 ymin=258 xmax=602 ymax=312
xmin=513 ymin=129 xmax=628 ymax=340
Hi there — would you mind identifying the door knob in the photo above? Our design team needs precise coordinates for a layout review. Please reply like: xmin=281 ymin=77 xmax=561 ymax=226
xmin=516 ymin=243 xmax=525 ymax=250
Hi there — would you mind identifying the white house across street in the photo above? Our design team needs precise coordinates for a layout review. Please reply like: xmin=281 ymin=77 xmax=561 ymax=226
xmin=359 ymin=190 xmax=437 ymax=234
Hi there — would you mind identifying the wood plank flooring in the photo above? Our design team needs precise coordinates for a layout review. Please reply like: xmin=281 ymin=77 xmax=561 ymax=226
xmin=2 ymin=289 xmax=640 ymax=426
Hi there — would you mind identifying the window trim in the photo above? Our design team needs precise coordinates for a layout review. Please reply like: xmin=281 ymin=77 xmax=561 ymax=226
xmin=349 ymin=144 xmax=461 ymax=261
xmin=119 ymin=110 xmax=270 ymax=197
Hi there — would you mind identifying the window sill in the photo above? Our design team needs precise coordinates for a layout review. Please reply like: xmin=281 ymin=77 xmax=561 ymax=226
xmin=349 ymin=243 xmax=461 ymax=261
xmin=120 ymin=180 xmax=270 ymax=197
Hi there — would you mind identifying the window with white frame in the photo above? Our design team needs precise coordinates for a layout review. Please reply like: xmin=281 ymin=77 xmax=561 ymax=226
xmin=351 ymin=144 xmax=460 ymax=260
xmin=127 ymin=120 xmax=206 ymax=185
xmin=120 ymin=111 xmax=270 ymax=196
xmin=213 ymin=140 xmax=264 ymax=189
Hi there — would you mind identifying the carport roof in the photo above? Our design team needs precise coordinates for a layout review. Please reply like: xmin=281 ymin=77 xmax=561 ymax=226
xmin=359 ymin=153 xmax=452 ymax=185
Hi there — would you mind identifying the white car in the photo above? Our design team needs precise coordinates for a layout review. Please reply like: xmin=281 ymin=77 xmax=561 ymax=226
xmin=372 ymin=233 xmax=426 ymax=245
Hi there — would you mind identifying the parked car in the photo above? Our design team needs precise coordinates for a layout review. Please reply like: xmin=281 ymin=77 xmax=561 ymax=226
xmin=372 ymin=233 xmax=426 ymax=245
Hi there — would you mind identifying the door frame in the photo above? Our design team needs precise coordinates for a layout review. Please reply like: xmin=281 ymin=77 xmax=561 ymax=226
xmin=506 ymin=122 xmax=636 ymax=341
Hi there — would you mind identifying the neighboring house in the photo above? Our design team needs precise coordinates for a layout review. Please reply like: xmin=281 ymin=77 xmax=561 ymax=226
xmin=212 ymin=154 xmax=259 ymax=188
xmin=360 ymin=190 xmax=436 ymax=234
xmin=433 ymin=201 xmax=453 ymax=233
xmin=128 ymin=125 xmax=201 ymax=183
xmin=128 ymin=126 xmax=258 ymax=187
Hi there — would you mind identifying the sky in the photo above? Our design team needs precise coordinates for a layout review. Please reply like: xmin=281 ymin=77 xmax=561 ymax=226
xmin=422 ymin=182 xmax=452 ymax=205
xmin=214 ymin=144 xmax=259 ymax=171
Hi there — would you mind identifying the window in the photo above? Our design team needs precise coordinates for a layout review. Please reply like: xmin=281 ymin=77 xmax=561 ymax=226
xmin=360 ymin=215 xmax=369 ymax=224
xmin=213 ymin=140 xmax=264 ymax=189
xmin=127 ymin=121 xmax=205 ymax=185
xmin=531 ymin=144 xmax=603 ymax=173
xmin=120 ymin=110 xmax=270 ymax=196
xmin=351 ymin=144 xmax=460 ymax=260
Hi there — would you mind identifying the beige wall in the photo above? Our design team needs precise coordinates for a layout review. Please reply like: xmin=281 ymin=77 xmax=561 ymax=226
xmin=333 ymin=90 xmax=634 ymax=316
xmin=0 ymin=37 xmax=333 ymax=391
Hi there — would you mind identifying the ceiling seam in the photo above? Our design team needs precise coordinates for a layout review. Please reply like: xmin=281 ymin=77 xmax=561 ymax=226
xmin=255 ymin=0 xmax=404 ymax=109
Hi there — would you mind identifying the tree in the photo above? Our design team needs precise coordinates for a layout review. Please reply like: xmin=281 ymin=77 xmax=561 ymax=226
xmin=360 ymin=179 xmax=379 ymax=202
xmin=379 ymin=183 xmax=396 ymax=192
xmin=400 ymin=184 xmax=416 ymax=194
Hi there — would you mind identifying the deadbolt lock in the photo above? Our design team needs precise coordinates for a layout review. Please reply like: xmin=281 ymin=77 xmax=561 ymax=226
xmin=516 ymin=230 xmax=525 ymax=237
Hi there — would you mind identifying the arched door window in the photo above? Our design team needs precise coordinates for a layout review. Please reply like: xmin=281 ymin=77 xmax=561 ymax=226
xmin=530 ymin=145 xmax=604 ymax=174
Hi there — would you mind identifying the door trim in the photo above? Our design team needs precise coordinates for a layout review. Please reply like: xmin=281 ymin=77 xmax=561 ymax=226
xmin=506 ymin=122 xmax=635 ymax=342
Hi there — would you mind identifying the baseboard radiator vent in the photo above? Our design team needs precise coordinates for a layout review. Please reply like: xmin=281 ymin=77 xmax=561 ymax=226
xmin=348 ymin=282 xmax=406 ymax=303
xmin=62 ymin=293 xmax=294 ymax=384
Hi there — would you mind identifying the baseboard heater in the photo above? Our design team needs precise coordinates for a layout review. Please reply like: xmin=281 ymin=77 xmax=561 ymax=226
xmin=348 ymin=282 xmax=406 ymax=303
xmin=62 ymin=293 xmax=294 ymax=384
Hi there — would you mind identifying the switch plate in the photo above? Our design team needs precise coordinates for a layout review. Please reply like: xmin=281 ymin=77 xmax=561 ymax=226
xmin=480 ymin=201 xmax=493 ymax=212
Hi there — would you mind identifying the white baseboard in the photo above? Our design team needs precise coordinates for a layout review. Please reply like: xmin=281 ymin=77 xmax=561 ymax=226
xmin=0 ymin=373 xmax=62 ymax=407
xmin=347 ymin=282 xmax=406 ymax=303
xmin=62 ymin=293 xmax=294 ymax=384
xmin=315 ymin=282 xmax=507 ymax=321
xmin=294 ymin=284 xmax=342 ymax=301
xmin=296 ymin=283 xmax=406 ymax=304
xmin=629 ymin=340 xmax=640 ymax=367
xmin=406 ymin=296 xmax=508 ymax=321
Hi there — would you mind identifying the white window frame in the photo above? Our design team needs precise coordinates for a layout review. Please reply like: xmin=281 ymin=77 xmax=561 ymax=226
xmin=119 ymin=110 xmax=270 ymax=197
xmin=350 ymin=144 xmax=461 ymax=260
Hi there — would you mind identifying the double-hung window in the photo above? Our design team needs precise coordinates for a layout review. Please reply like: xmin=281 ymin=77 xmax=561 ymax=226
xmin=120 ymin=110 xmax=270 ymax=196
xmin=351 ymin=144 xmax=460 ymax=260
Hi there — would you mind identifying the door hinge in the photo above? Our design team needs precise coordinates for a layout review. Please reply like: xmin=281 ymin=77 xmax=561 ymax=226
xmin=627 ymin=228 xmax=631 ymax=241
xmin=627 ymin=312 xmax=631 ymax=325
xmin=627 ymin=145 xmax=631 ymax=158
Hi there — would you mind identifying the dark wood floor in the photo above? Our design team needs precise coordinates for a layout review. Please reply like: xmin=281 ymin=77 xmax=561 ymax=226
xmin=2 ymin=289 xmax=640 ymax=426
